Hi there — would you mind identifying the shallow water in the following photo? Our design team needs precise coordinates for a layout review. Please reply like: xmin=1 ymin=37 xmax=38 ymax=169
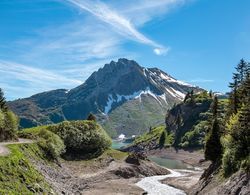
xmin=149 ymin=155 xmax=194 ymax=170
xmin=112 ymin=140 xmax=193 ymax=194
xmin=111 ymin=140 xmax=130 ymax=149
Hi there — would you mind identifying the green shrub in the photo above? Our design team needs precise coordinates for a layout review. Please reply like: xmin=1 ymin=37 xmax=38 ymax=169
xmin=222 ymin=111 xmax=250 ymax=177
xmin=133 ymin=126 xmax=173 ymax=148
xmin=180 ymin=120 xmax=208 ymax=148
xmin=49 ymin=120 xmax=112 ymax=158
xmin=222 ymin=147 xmax=238 ymax=177
xmin=0 ymin=110 xmax=18 ymax=141
xmin=37 ymin=129 xmax=65 ymax=159
xmin=240 ymin=156 xmax=250 ymax=173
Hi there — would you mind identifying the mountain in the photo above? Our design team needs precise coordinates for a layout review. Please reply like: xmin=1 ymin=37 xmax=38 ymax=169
xmin=8 ymin=58 xmax=202 ymax=137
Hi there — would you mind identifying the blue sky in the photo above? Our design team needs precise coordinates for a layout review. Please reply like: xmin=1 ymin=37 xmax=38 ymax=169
xmin=0 ymin=0 xmax=250 ymax=100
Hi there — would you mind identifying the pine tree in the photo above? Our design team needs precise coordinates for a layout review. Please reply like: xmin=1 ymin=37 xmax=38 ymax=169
xmin=190 ymin=90 xmax=195 ymax=104
xmin=204 ymin=118 xmax=222 ymax=162
xmin=238 ymin=63 xmax=250 ymax=103
xmin=0 ymin=88 xmax=8 ymax=112
xmin=209 ymin=90 xmax=213 ymax=98
xmin=176 ymin=112 xmax=182 ymax=129
xmin=236 ymin=59 xmax=248 ymax=82
xmin=227 ymin=74 xmax=240 ymax=116
xmin=205 ymin=96 xmax=222 ymax=162
xmin=238 ymin=74 xmax=250 ymax=133
xmin=159 ymin=131 xmax=166 ymax=149
xmin=211 ymin=96 xmax=218 ymax=118
xmin=237 ymin=104 xmax=250 ymax=158
xmin=87 ymin=113 xmax=96 ymax=121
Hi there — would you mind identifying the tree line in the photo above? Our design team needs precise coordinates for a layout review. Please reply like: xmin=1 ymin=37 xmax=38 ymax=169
xmin=204 ymin=59 xmax=250 ymax=176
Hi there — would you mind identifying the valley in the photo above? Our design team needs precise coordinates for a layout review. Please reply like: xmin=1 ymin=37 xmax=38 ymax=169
xmin=0 ymin=136 xmax=205 ymax=194
xmin=0 ymin=58 xmax=249 ymax=195
xmin=1 ymin=1 xmax=250 ymax=194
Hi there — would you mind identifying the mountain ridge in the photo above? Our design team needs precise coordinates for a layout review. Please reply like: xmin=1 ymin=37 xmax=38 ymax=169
xmin=8 ymin=58 xmax=203 ymax=136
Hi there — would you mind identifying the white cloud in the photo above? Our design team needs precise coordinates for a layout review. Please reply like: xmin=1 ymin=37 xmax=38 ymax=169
xmin=0 ymin=0 xmax=193 ymax=99
xmin=17 ymin=21 xmax=125 ymax=67
xmin=121 ymin=0 xmax=188 ymax=26
xmin=66 ymin=0 xmax=171 ymax=54
xmin=0 ymin=60 xmax=82 ymax=100
xmin=153 ymin=47 xmax=171 ymax=56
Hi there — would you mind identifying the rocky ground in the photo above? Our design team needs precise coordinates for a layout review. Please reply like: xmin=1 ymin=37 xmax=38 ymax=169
xmin=29 ymin=151 xmax=170 ymax=194
xmin=161 ymin=170 xmax=202 ymax=193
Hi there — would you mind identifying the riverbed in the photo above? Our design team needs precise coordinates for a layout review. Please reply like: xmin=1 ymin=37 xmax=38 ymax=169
xmin=112 ymin=140 xmax=202 ymax=195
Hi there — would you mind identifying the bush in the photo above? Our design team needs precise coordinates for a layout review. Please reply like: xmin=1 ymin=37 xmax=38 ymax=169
xmin=49 ymin=120 xmax=112 ymax=158
xmin=241 ymin=156 xmax=250 ymax=173
xmin=0 ymin=110 xmax=18 ymax=141
xmin=222 ymin=146 xmax=238 ymax=177
xmin=37 ymin=129 xmax=65 ymax=160
xmin=180 ymin=120 xmax=208 ymax=148
xmin=87 ymin=113 xmax=96 ymax=121
xmin=222 ymin=112 xmax=250 ymax=177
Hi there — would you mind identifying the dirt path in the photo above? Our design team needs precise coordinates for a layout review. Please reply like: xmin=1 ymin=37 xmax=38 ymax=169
xmin=0 ymin=138 xmax=33 ymax=156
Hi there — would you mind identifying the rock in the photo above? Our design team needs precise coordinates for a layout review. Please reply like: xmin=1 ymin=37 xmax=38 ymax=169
xmin=125 ymin=152 xmax=147 ymax=165
xmin=190 ymin=169 xmax=250 ymax=195
xmin=113 ymin=158 xmax=170 ymax=179
xmin=27 ymin=183 xmax=43 ymax=193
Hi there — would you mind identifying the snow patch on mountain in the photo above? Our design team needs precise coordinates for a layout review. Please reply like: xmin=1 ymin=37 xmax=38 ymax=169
xmin=164 ymin=87 xmax=185 ymax=100
xmin=104 ymin=94 xmax=114 ymax=114
xmin=143 ymin=68 xmax=147 ymax=77
xmin=159 ymin=94 xmax=167 ymax=103
xmin=170 ymin=87 xmax=186 ymax=99
xmin=104 ymin=87 xmax=165 ymax=114
xmin=160 ymin=73 xmax=194 ymax=87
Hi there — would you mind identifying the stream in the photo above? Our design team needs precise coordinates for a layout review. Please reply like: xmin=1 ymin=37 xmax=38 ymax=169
xmin=112 ymin=140 xmax=193 ymax=195
xmin=135 ymin=157 xmax=191 ymax=195
xmin=136 ymin=169 xmax=186 ymax=195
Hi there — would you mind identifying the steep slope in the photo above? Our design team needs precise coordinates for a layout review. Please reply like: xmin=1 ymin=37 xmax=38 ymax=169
xmin=8 ymin=58 xmax=202 ymax=137
xmin=165 ymin=92 xmax=213 ymax=147
xmin=126 ymin=92 xmax=229 ymax=151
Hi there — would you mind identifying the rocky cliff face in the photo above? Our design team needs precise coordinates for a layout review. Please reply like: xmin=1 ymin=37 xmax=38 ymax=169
xmin=8 ymin=58 xmax=202 ymax=136
xmin=190 ymin=166 xmax=250 ymax=195
xmin=165 ymin=97 xmax=212 ymax=147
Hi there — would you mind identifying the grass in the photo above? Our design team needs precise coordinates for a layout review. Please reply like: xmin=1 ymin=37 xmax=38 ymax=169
xmin=18 ymin=125 xmax=50 ymax=139
xmin=101 ymin=96 xmax=170 ymax=138
xmin=102 ymin=148 xmax=128 ymax=160
xmin=79 ymin=148 xmax=128 ymax=165
xmin=133 ymin=125 xmax=174 ymax=146
xmin=0 ymin=143 xmax=53 ymax=194
xmin=1 ymin=121 xmax=126 ymax=194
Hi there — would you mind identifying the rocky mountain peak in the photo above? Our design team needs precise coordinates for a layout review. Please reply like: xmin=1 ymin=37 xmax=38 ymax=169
xmin=8 ymin=58 xmax=203 ymax=135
